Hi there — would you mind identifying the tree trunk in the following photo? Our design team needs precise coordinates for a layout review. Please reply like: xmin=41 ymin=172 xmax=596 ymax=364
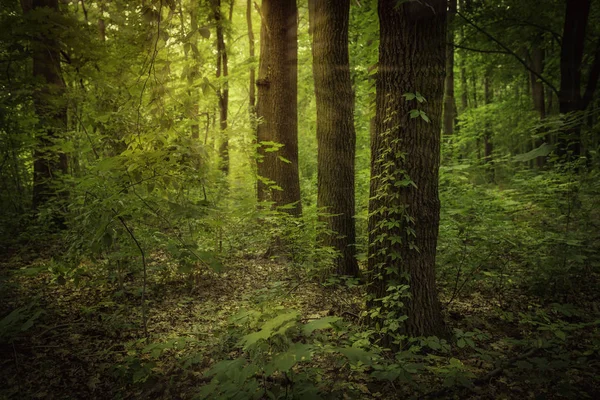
xmin=483 ymin=73 xmax=493 ymax=182
xmin=247 ymin=0 xmax=257 ymax=190
xmin=368 ymin=0 xmax=446 ymax=339
xmin=256 ymin=0 xmax=302 ymax=216
xmin=24 ymin=0 xmax=69 ymax=213
xmin=557 ymin=0 xmax=590 ymax=158
xmin=247 ymin=0 xmax=256 ymax=113
xmin=98 ymin=0 xmax=106 ymax=41
xmin=309 ymin=0 xmax=358 ymax=277
xmin=189 ymin=7 xmax=200 ymax=140
xmin=483 ymin=74 xmax=493 ymax=162
xmin=529 ymin=45 xmax=547 ymax=167
xmin=214 ymin=0 xmax=230 ymax=174
xmin=442 ymin=0 xmax=457 ymax=135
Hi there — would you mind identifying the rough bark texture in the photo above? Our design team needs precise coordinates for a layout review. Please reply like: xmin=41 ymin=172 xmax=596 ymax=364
xmin=309 ymin=0 xmax=358 ymax=277
xmin=24 ymin=0 xmax=69 ymax=211
xmin=368 ymin=0 xmax=446 ymax=338
xmin=256 ymin=0 xmax=301 ymax=216
xmin=443 ymin=0 xmax=457 ymax=135
xmin=214 ymin=0 xmax=229 ymax=173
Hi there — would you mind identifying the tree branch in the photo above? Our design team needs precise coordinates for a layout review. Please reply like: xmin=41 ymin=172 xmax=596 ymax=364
xmin=457 ymin=10 xmax=560 ymax=97
xmin=451 ymin=43 xmax=510 ymax=55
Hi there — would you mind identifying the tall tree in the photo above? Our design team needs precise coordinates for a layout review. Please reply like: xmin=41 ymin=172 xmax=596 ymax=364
xmin=483 ymin=72 xmax=494 ymax=181
xmin=23 ymin=0 xmax=68 ymax=212
xmin=308 ymin=0 xmax=358 ymax=277
xmin=247 ymin=0 xmax=256 ymax=115
xmin=256 ymin=0 xmax=302 ymax=216
xmin=443 ymin=0 xmax=457 ymax=135
xmin=557 ymin=0 xmax=600 ymax=158
xmin=189 ymin=6 xmax=201 ymax=140
xmin=368 ymin=0 xmax=447 ymax=338
xmin=247 ymin=0 xmax=257 ymax=185
xmin=213 ymin=0 xmax=230 ymax=173
xmin=528 ymin=44 xmax=547 ymax=167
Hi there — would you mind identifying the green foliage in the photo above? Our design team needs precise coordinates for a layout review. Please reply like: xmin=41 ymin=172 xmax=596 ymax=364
xmin=0 ymin=303 xmax=43 ymax=343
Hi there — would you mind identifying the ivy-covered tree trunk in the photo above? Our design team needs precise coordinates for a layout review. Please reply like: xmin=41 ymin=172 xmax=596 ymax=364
xmin=368 ymin=0 xmax=446 ymax=338
xmin=443 ymin=0 xmax=457 ymax=135
xmin=309 ymin=0 xmax=358 ymax=277
xmin=256 ymin=0 xmax=302 ymax=216
xmin=24 ymin=0 xmax=68 ymax=212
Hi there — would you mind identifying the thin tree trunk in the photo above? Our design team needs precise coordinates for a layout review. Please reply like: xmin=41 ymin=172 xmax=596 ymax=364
xmin=214 ymin=0 xmax=230 ymax=173
xmin=189 ymin=7 xmax=200 ymax=140
xmin=368 ymin=0 xmax=447 ymax=339
xmin=247 ymin=0 xmax=256 ymax=113
xmin=443 ymin=0 xmax=457 ymax=135
xmin=309 ymin=0 xmax=358 ymax=277
xmin=256 ymin=0 xmax=302 ymax=216
xmin=483 ymin=73 xmax=493 ymax=166
xmin=98 ymin=0 xmax=106 ymax=41
xmin=529 ymin=45 xmax=546 ymax=167
xmin=246 ymin=0 xmax=257 ymax=192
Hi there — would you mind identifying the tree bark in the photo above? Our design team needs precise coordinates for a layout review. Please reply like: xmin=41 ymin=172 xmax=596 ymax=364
xmin=368 ymin=0 xmax=446 ymax=338
xmin=443 ymin=0 xmax=457 ymax=135
xmin=309 ymin=0 xmax=358 ymax=277
xmin=256 ymin=0 xmax=302 ymax=216
xmin=24 ymin=0 xmax=69 ymax=213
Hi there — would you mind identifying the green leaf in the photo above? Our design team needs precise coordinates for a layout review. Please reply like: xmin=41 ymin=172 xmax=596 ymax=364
xmin=302 ymin=316 xmax=341 ymax=336
xmin=513 ymin=142 xmax=554 ymax=162
xmin=339 ymin=347 xmax=375 ymax=364
xmin=198 ymin=26 xmax=211 ymax=39
xmin=554 ymin=330 xmax=566 ymax=340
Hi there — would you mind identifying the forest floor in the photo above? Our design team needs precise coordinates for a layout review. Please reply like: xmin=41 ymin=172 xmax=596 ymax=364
xmin=1 ymin=245 xmax=599 ymax=399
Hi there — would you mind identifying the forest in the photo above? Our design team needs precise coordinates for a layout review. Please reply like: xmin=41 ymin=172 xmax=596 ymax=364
xmin=0 ymin=0 xmax=599 ymax=398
